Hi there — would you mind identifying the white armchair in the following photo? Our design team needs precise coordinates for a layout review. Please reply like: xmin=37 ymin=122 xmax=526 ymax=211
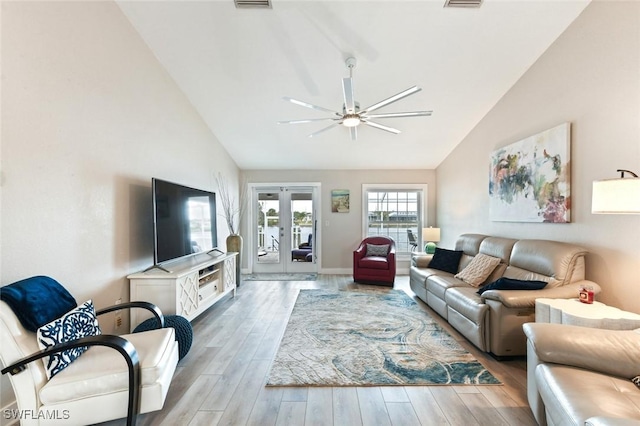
xmin=0 ymin=278 xmax=179 ymax=426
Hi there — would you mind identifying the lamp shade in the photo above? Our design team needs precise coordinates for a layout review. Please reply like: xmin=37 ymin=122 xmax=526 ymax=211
xmin=422 ymin=227 xmax=441 ymax=242
xmin=592 ymin=178 xmax=640 ymax=214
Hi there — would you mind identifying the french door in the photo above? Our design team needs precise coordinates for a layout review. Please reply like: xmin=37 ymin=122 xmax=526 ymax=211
xmin=250 ymin=184 xmax=319 ymax=274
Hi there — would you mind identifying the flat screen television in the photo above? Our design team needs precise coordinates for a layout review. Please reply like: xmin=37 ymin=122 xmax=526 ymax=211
xmin=152 ymin=178 xmax=218 ymax=265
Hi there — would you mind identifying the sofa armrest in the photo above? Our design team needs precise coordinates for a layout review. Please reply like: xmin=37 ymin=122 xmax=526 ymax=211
xmin=523 ymin=322 xmax=640 ymax=379
xmin=482 ymin=281 xmax=602 ymax=308
xmin=412 ymin=254 xmax=433 ymax=268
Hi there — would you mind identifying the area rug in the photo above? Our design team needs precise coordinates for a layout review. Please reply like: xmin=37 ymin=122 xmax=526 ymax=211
xmin=266 ymin=289 xmax=501 ymax=386
xmin=243 ymin=273 xmax=317 ymax=281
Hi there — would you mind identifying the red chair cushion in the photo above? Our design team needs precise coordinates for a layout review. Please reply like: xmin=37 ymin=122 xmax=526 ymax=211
xmin=358 ymin=256 xmax=389 ymax=270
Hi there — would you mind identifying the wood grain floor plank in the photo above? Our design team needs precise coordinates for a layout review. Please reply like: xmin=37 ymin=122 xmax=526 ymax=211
xmin=386 ymin=402 xmax=421 ymax=426
xmin=332 ymin=387 xmax=362 ymax=426
xmin=381 ymin=386 xmax=410 ymax=403
xmin=357 ymin=387 xmax=391 ymax=426
xmin=188 ymin=411 xmax=223 ymax=426
xmin=246 ymin=386 xmax=284 ymax=426
xmin=275 ymin=401 xmax=306 ymax=426
xmin=459 ymin=393 xmax=511 ymax=426
xmin=305 ymin=387 xmax=333 ymax=426
xmin=281 ymin=387 xmax=308 ymax=402
xmin=430 ymin=386 xmax=480 ymax=426
xmin=199 ymin=333 xmax=264 ymax=410
xmin=159 ymin=374 xmax=221 ymax=426
xmin=477 ymin=386 xmax=537 ymax=426
xmin=215 ymin=359 xmax=271 ymax=426
xmin=404 ymin=386 xmax=449 ymax=426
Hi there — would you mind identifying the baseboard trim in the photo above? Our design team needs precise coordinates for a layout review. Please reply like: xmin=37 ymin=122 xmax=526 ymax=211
xmin=242 ymin=268 xmax=410 ymax=276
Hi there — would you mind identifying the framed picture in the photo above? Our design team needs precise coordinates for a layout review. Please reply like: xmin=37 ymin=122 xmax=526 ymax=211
xmin=331 ymin=189 xmax=350 ymax=213
xmin=489 ymin=122 xmax=571 ymax=223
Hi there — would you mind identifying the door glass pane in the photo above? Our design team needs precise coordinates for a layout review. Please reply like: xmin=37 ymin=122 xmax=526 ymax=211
xmin=291 ymin=192 xmax=313 ymax=262
xmin=257 ymin=192 xmax=280 ymax=264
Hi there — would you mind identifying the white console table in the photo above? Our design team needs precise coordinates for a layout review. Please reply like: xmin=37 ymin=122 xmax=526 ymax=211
xmin=536 ymin=298 xmax=640 ymax=330
xmin=128 ymin=252 xmax=237 ymax=332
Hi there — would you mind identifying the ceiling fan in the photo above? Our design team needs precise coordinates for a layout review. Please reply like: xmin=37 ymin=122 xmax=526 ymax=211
xmin=277 ymin=57 xmax=432 ymax=141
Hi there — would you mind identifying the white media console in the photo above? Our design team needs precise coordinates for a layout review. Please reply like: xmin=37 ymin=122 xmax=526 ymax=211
xmin=127 ymin=252 xmax=237 ymax=332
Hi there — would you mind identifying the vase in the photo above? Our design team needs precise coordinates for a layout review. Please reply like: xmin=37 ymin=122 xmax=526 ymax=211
xmin=226 ymin=234 xmax=243 ymax=287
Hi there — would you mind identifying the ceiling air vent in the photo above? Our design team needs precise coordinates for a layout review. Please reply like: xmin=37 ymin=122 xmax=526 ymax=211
xmin=234 ymin=0 xmax=272 ymax=8
xmin=444 ymin=0 xmax=482 ymax=7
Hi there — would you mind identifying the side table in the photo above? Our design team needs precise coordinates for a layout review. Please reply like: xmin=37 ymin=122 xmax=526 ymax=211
xmin=535 ymin=298 xmax=640 ymax=330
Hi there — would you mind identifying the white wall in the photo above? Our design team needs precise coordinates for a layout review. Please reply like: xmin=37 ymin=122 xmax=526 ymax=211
xmin=0 ymin=1 xmax=240 ymax=409
xmin=436 ymin=1 xmax=640 ymax=313
xmin=243 ymin=169 xmax=437 ymax=272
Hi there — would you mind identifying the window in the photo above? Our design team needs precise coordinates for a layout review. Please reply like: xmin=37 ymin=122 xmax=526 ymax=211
xmin=362 ymin=184 xmax=427 ymax=255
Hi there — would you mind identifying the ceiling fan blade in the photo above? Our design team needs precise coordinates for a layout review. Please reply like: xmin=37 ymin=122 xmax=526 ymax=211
xmin=362 ymin=120 xmax=401 ymax=134
xmin=342 ymin=77 xmax=355 ymax=113
xmin=283 ymin=97 xmax=342 ymax=116
xmin=350 ymin=126 xmax=357 ymax=141
xmin=277 ymin=117 xmax=340 ymax=125
xmin=361 ymin=86 xmax=422 ymax=114
xmin=308 ymin=122 xmax=341 ymax=138
xmin=364 ymin=111 xmax=433 ymax=119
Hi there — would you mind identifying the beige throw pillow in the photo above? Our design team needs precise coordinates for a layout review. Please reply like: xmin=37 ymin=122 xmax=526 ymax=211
xmin=454 ymin=253 xmax=501 ymax=287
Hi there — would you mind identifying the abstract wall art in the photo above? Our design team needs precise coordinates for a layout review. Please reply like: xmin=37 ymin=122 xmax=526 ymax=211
xmin=489 ymin=123 xmax=571 ymax=223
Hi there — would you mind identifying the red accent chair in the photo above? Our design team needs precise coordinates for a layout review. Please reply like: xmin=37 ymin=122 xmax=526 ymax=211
xmin=353 ymin=236 xmax=396 ymax=286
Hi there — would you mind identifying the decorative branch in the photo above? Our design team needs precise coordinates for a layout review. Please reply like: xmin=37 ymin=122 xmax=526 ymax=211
xmin=215 ymin=173 xmax=248 ymax=235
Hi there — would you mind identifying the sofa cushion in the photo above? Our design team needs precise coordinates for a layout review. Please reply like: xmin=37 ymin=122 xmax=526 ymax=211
xmin=426 ymin=275 xmax=465 ymax=300
xmin=454 ymin=234 xmax=487 ymax=256
xmin=454 ymin=253 xmax=501 ymax=287
xmin=508 ymin=239 xmax=587 ymax=286
xmin=428 ymin=248 xmax=463 ymax=274
xmin=477 ymin=277 xmax=547 ymax=295
xmin=410 ymin=267 xmax=441 ymax=286
xmin=445 ymin=287 xmax=487 ymax=324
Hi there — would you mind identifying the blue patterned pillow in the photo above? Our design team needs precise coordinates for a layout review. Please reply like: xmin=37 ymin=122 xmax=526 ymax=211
xmin=37 ymin=300 xmax=102 ymax=379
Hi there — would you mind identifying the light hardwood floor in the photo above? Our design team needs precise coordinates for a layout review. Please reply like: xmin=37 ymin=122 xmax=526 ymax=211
xmin=111 ymin=275 xmax=537 ymax=426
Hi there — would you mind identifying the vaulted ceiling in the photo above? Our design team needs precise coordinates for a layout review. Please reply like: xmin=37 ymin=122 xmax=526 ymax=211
xmin=117 ymin=0 xmax=590 ymax=170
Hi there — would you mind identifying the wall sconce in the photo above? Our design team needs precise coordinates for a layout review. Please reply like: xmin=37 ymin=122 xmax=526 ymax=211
xmin=422 ymin=227 xmax=441 ymax=254
xmin=592 ymin=169 xmax=640 ymax=214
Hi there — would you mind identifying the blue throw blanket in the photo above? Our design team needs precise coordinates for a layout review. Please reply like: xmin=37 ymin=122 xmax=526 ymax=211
xmin=0 ymin=276 xmax=77 ymax=332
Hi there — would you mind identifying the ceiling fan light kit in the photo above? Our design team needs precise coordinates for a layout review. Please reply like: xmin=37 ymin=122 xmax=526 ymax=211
xmin=278 ymin=57 xmax=432 ymax=140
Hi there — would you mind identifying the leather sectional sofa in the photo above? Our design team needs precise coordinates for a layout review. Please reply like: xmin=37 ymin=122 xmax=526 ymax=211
xmin=524 ymin=323 xmax=640 ymax=425
xmin=410 ymin=233 xmax=600 ymax=357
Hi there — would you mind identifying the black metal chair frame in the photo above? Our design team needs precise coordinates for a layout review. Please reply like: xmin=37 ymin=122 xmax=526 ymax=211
xmin=407 ymin=229 xmax=418 ymax=251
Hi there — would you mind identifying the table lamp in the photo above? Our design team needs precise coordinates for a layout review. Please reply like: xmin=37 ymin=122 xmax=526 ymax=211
xmin=422 ymin=227 xmax=441 ymax=254
xmin=592 ymin=169 xmax=640 ymax=214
